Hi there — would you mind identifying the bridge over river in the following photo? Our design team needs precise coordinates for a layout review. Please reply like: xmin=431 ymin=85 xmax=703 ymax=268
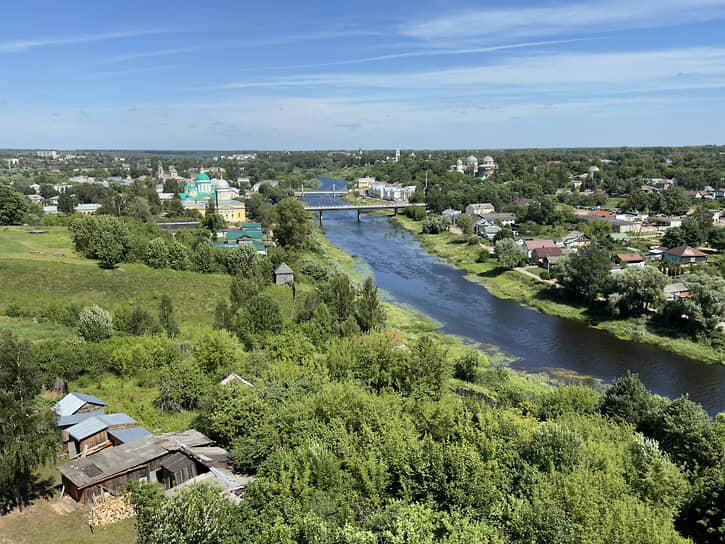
xmin=304 ymin=202 xmax=425 ymax=225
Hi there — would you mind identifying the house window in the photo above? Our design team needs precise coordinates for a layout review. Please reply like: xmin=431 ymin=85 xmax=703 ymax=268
xmin=690 ymin=257 xmax=695 ymax=262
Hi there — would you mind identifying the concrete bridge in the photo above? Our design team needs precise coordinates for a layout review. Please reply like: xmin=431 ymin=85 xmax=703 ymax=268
xmin=304 ymin=202 xmax=425 ymax=225
xmin=294 ymin=190 xmax=349 ymax=196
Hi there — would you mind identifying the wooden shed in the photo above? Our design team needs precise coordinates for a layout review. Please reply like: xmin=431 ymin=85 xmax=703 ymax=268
xmin=274 ymin=262 xmax=294 ymax=285
xmin=160 ymin=452 xmax=198 ymax=489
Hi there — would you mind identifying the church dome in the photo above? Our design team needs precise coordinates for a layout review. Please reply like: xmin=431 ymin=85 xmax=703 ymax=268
xmin=215 ymin=179 xmax=230 ymax=189
xmin=195 ymin=172 xmax=211 ymax=181
xmin=466 ymin=155 xmax=478 ymax=163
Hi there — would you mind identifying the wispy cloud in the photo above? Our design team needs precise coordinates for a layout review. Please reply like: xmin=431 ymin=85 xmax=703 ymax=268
xmin=98 ymin=47 xmax=202 ymax=64
xmin=400 ymin=0 xmax=725 ymax=41
xmin=97 ymin=29 xmax=383 ymax=64
xmin=0 ymin=29 xmax=182 ymax=53
xmin=184 ymin=46 xmax=725 ymax=94
xmin=262 ymin=38 xmax=597 ymax=70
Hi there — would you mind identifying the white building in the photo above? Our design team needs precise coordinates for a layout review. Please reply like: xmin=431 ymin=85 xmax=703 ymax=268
xmin=36 ymin=150 xmax=57 ymax=159
xmin=478 ymin=156 xmax=497 ymax=178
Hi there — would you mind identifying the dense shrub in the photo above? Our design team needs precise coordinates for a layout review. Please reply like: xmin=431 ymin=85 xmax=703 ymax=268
xmin=78 ymin=305 xmax=113 ymax=342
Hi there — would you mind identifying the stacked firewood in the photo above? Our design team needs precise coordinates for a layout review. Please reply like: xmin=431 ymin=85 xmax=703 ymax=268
xmin=88 ymin=495 xmax=135 ymax=527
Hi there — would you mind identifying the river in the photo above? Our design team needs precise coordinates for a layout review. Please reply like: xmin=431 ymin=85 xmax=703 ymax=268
xmin=306 ymin=177 xmax=725 ymax=415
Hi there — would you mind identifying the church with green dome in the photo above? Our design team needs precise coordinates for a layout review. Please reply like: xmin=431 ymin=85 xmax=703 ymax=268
xmin=179 ymin=171 xmax=246 ymax=223
xmin=179 ymin=172 xmax=216 ymax=200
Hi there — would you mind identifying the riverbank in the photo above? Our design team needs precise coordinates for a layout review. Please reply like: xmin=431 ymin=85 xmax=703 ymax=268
xmin=389 ymin=214 xmax=725 ymax=365
xmin=311 ymin=228 xmax=566 ymax=394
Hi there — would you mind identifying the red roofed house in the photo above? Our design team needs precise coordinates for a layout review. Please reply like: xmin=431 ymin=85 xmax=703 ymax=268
xmin=662 ymin=246 xmax=708 ymax=267
xmin=533 ymin=246 xmax=564 ymax=270
xmin=616 ymin=253 xmax=647 ymax=268
xmin=524 ymin=239 xmax=556 ymax=259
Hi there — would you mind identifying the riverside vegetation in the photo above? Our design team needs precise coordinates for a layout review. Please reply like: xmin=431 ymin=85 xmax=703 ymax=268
xmin=1 ymin=198 xmax=725 ymax=543
xmin=390 ymin=212 xmax=725 ymax=365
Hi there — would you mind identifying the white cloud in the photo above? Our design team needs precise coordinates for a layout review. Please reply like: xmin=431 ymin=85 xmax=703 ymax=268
xmin=185 ymin=46 xmax=725 ymax=96
xmin=0 ymin=29 xmax=182 ymax=53
xmin=400 ymin=0 xmax=725 ymax=41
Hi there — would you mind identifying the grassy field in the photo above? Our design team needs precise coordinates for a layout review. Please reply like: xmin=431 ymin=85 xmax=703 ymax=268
xmin=0 ymin=227 xmax=231 ymax=338
xmin=390 ymin=215 xmax=725 ymax=364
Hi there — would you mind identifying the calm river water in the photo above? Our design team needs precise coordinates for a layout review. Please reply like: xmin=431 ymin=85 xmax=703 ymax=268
xmin=307 ymin=177 xmax=725 ymax=415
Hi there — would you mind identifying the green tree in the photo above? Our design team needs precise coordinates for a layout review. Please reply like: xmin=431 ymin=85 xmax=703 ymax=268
xmin=554 ymin=244 xmax=611 ymax=302
xmin=457 ymin=213 xmax=474 ymax=237
xmin=607 ymin=266 xmax=667 ymax=316
xmin=0 ymin=185 xmax=30 ymax=225
xmin=708 ymin=226 xmax=725 ymax=250
xmin=682 ymin=272 xmax=725 ymax=331
xmin=599 ymin=372 xmax=656 ymax=431
xmin=453 ymin=350 xmax=482 ymax=383
xmin=233 ymin=293 xmax=283 ymax=347
xmin=78 ymin=305 xmax=113 ymax=342
xmin=133 ymin=483 xmax=237 ymax=544
xmin=158 ymin=294 xmax=179 ymax=338
xmin=145 ymin=237 xmax=169 ymax=268
xmin=661 ymin=227 xmax=687 ymax=249
xmin=193 ymin=329 xmax=241 ymax=375
xmin=0 ymin=332 xmax=58 ymax=511
xmin=155 ymin=359 xmax=208 ymax=411
xmin=201 ymin=200 xmax=224 ymax=233
xmin=657 ymin=186 xmax=691 ymax=216
xmin=495 ymin=238 xmax=525 ymax=269
xmin=58 ymin=192 xmax=76 ymax=214
xmin=273 ymin=198 xmax=312 ymax=250
xmin=355 ymin=277 xmax=385 ymax=333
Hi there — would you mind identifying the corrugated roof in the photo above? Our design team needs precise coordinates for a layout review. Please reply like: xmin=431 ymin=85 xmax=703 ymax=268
xmin=67 ymin=413 xmax=137 ymax=441
xmin=107 ymin=426 xmax=152 ymax=444
xmin=57 ymin=408 xmax=105 ymax=428
xmin=53 ymin=392 xmax=107 ymax=417
xmin=58 ymin=430 xmax=214 ymax=488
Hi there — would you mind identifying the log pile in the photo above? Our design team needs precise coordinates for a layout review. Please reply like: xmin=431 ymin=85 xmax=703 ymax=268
xmin=88 ymin=494 xmax=135 ymax=527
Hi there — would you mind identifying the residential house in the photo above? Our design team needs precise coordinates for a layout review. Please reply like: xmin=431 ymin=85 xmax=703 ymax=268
xmin=58 ymin=430 xmax=247 ymax=503
xmin=479 ymin=212 xmax=516 ymax=227
xmin=616 ymin=253 xmax=647 ymax=268
xmin=524 ymin=239 xmax=557 ymax=259
xmin=664 ymin=282 xmax=693 ymax=301
xmin=474 ymin=221 xmax=502 ymax=239
xmin=662 ymin=246 xmax=708 ymax=266
xmin=441 ymin=208 xmax=462 ymax=223
xmin=559 ymin=230 xmax=590 ymax=249
xmin=609 ymin=219 xmax=641 ymax=234
xmin=533 ymin=246 xmax=564 ymax=269
xmin=465 ymin=203 xmax=495 ymax=215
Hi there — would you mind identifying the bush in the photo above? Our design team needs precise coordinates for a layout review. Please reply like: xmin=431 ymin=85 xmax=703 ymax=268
xmin=78 ymin=305 xmax=113 ymax=342
xmin=534 ymin=385 xmax=600 ymax=420
xmin=523 ymin=423 xmax=584 ymax=473
xmin=453 ymin=350 xmax=481 ymax=383
xmin=403 ymin=206 xmax=427 ymax=220
xmin=540 ymin=270 xmax=551 ymax=281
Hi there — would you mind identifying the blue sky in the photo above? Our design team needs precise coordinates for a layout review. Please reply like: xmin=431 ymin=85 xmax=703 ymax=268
xmin=1 ymin=0 xmax=725 ymax=150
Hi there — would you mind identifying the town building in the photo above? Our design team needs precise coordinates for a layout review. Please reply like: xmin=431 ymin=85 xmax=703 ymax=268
xmin=465 ymin=203 xmax=496 ymax=215
xmin=662 ymin=246 xmax=708 ymax=266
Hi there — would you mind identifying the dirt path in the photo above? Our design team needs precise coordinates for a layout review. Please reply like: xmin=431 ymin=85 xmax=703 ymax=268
xmin=514 ymin=266 xmax=558 ymax=285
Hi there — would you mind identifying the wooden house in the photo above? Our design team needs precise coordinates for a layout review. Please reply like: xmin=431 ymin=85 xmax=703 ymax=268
xmin=662 ymin=246 xmax=708 ymax=267
xmin=53 ymin=392 xmax=108 ymax=418
xmin=58 ymin=430 xmax=219 ymax=503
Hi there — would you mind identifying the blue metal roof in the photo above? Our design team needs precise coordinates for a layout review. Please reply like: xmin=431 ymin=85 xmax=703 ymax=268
xmin=107 ymin=426 xmax=152 ymax=444
xmin=57 ymin=408 xmax=105 ymax=427
xmin=53 ymin=392 xmax=108 ymax=416
xmin=67 ymin=413 xmax=137 ymax=441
